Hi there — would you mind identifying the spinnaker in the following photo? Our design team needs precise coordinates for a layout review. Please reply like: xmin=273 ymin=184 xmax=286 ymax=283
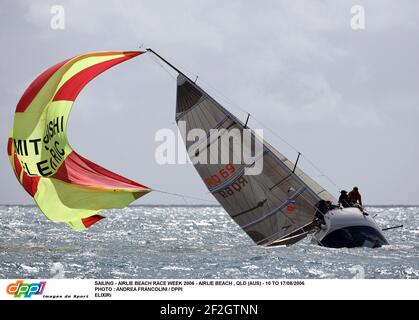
xmin=8 ymin=51 xmax=150 ymax=230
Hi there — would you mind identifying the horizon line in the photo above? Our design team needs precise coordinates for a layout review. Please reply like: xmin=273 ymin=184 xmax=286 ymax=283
xmin=0 ymin=204 xmax=418 ymax=208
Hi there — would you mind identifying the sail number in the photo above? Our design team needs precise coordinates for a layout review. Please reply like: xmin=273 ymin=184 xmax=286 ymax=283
xmin=218 ymin=177 xmax=248 ymax=199
xmin=204 ymin=164 xmax=249 ymax=198
xmin=204 ymin=164 xmax=236 ymax=188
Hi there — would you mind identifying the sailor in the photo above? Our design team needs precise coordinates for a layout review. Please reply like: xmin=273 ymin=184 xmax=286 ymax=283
xmin=315 ymin=200 xmax=328 ymax=226
xmin=326 ymin=200 xmax=339 ymax=210
xmin=338 ymin=190 xmax=352 ymax=208
xmin=348 ymin=187 xmax=362 ymax=207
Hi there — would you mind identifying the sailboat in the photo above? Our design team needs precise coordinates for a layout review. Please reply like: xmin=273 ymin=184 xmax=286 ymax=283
xmin=148 ymin=48 xmax=388 ymax=249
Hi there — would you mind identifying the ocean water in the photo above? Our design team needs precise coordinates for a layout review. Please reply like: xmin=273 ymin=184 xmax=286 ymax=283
xmin=0 ymin=205 xmax=418 ymax=279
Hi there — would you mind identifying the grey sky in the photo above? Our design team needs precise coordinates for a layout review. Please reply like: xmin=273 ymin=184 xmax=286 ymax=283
xmin=1 ymin=0 xmax=418 ymax=205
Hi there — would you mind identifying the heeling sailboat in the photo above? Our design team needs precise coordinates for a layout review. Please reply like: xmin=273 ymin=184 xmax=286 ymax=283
xmin=147 ymin=48 xmax=388 ymax=248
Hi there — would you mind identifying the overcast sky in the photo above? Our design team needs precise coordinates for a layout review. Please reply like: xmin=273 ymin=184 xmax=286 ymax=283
xmin=1 ymin=0 xmax=418 ymax=205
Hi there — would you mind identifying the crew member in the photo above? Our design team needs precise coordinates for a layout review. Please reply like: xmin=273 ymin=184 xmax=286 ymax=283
xmin=338 ymin=190 xmax=352 ymax=208
xmin=348 ymin=187 xmax=362 ymax=206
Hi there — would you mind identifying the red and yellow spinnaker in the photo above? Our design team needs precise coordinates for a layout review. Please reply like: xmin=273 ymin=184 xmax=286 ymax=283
xmin=8 ymin=51 xmax=150 ymax=230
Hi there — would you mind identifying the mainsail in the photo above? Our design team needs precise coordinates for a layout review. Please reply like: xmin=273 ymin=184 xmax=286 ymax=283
xmin=8 ymin=51 xmax=150 ymax=230
xmin=173 ymin=67 xmax=336 ymax=246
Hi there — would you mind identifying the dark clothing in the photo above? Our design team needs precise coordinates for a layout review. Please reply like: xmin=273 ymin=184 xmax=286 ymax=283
xmin=339 ymin=194 xmax=352 ymax=208
xmin=348 ymin=190 xmax=362 ymax=206
xmin=326 ymin=201 xmax=339 ymax=210
xmin=315 ymin=200 xmax=328 ymax=225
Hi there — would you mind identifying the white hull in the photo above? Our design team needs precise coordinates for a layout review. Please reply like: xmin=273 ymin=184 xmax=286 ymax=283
xmin=312 ymin=207 xmax=388 ymax=248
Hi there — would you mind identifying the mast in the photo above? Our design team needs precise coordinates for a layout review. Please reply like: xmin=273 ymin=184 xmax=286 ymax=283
xmin=146 ymin=48 xmax=195 ymax=83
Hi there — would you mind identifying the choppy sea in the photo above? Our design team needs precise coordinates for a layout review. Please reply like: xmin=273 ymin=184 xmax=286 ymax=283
xmin=0 ymin=205 xmax=418 ymax=279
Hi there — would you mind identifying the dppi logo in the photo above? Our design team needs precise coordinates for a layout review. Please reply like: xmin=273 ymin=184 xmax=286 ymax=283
xmin=6 ymin=280 xmax=46 ymax=298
